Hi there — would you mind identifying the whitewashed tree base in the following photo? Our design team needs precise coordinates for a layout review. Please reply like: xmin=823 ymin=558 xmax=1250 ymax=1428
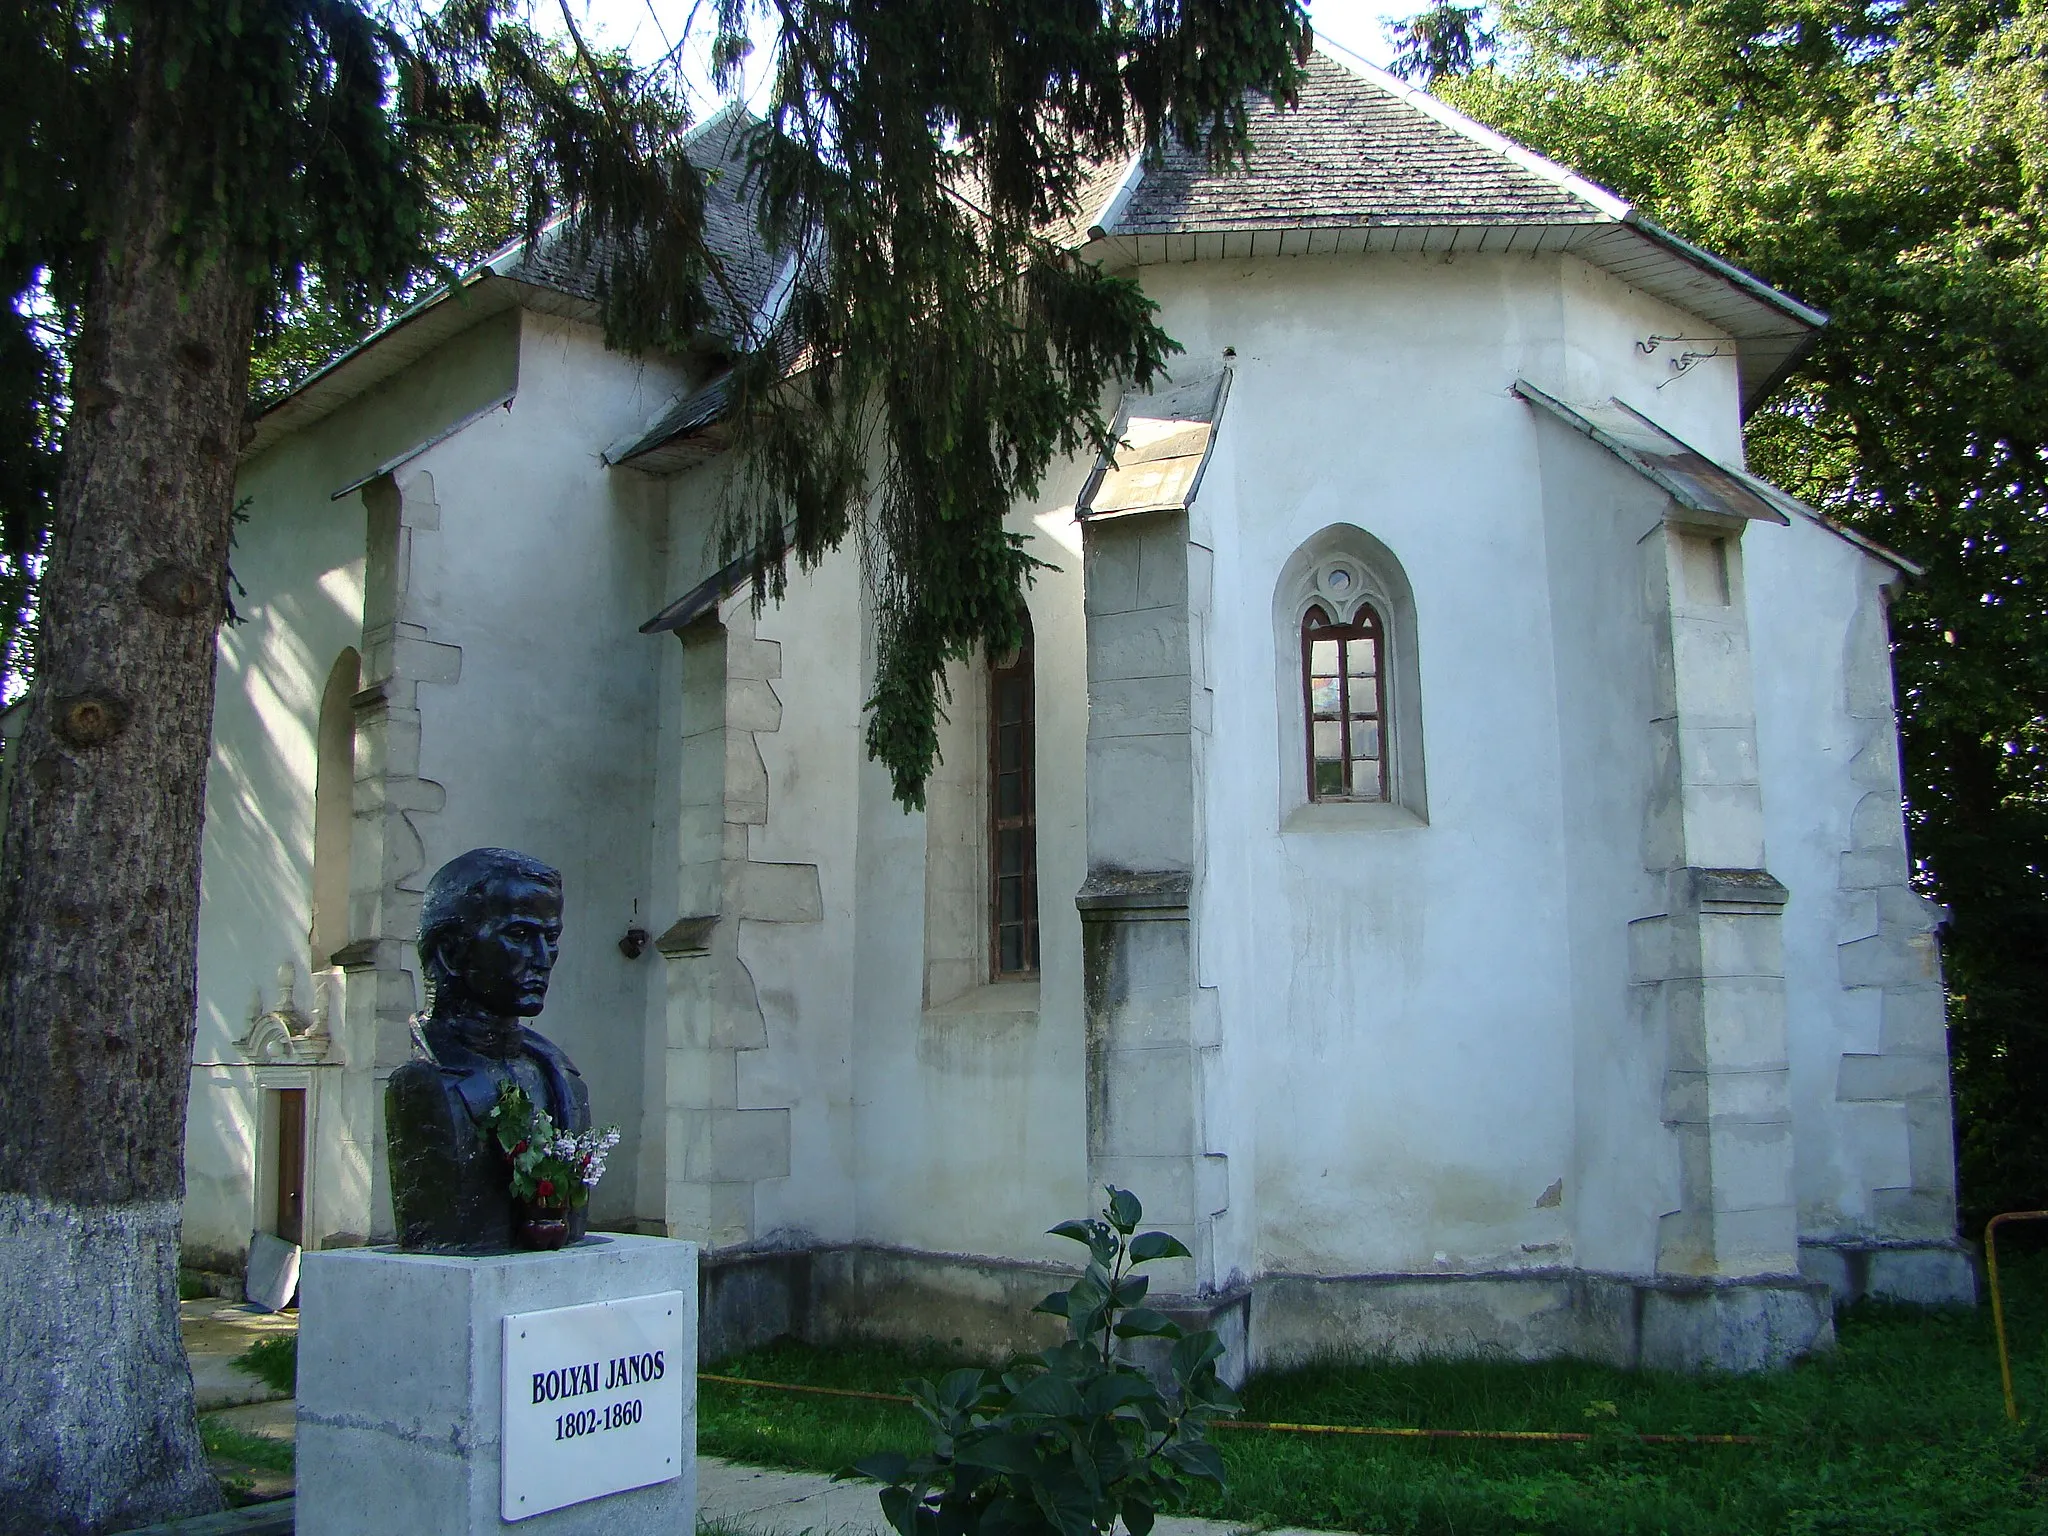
xmin=296 ymin=1235 xmax=697 ymax=1535
xmin=0 ymin=1193 xmax=222 ymax=1535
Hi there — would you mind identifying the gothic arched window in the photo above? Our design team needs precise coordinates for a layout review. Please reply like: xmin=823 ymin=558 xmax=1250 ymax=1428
xmin=310 ymin=647 xmax=360 ymax=967
xmin=1274 ymin=525 xmax=1426 ymax=825
xmin=989 ymin=631 xmax=1039 ymax=977
xmin=1303 ymin=601 xmax=1389 ymax=802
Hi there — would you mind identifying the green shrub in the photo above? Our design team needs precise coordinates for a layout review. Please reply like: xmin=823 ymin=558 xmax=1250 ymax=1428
xmin=852 ymin=1187 xmax=1237 ymax=1536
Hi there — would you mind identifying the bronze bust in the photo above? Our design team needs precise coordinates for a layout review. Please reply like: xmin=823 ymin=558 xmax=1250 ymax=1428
xmin=385 ymin=848 xmax=592 ymax=1253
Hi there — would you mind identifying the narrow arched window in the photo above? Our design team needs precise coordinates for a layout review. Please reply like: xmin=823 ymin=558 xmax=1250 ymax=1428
xmin=1303 ymin=602 xmax=1388 ymax=802
xmin=310 ymin=648 xmax=359 ymax=968
xmin=989 ymin=629 xmax=1039 ymax=978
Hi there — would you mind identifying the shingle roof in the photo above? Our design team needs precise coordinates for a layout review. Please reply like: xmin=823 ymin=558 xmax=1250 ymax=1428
xmin=252 ymin=49 xmax=1821 ymax=466
xmin=495 ymin=105 xmax=787 ymax=344
xmin=1116 ymin=55 xmax=1601 ymax=234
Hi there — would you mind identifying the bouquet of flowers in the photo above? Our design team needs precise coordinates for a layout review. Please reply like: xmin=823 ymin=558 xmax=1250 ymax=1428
xmin=482 ymin=1082 xmax=620 ymax=1211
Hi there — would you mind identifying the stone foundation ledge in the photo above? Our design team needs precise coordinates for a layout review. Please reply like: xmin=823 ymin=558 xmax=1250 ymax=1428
xmin=697 ymin=1243 xmax=1848 ymax=1377
xmin=1250 ymin=1268 xmax=1835 ymax=1375
xmin=1798 ymin=1236 xmax=1978 ymax=1307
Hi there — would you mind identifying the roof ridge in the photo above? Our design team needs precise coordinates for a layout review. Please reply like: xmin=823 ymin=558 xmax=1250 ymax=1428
xmin=1309 ymin=39 xmax=1630 ymax=222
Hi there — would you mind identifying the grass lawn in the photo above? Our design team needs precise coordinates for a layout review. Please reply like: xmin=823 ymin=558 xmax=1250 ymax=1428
xmin=700 ymin=1252 xmax=2048 ymax=1536
xmin=199 ymin=1414 xmax=295 ymax=1506
xmin=232 ymin=1332 xmax=298 ymax=1395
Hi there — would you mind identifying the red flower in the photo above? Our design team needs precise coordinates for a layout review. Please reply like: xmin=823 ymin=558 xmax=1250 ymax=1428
xmin=536 ymin=1178 xmax=556 ymax=1199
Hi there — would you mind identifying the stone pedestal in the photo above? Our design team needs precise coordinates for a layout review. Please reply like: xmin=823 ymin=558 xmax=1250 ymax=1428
xmin=297 ymin=1235 xmax=697 ymax=1535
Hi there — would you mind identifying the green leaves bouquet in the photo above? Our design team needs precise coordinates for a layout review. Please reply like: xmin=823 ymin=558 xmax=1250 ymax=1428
xmin=482 ymin=1082 xmax=619 ymax=1211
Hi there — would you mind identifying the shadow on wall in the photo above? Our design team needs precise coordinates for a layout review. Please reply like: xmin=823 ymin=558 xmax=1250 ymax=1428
xmin=181 ymin=1066 xmax=259 ymax=1269
xmin=201 ymin=580 xmax=362 ymax=1058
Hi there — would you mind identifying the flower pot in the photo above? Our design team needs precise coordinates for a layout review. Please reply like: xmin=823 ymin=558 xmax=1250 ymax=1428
xmin=520 ymin=1207 xmax=571 ymax=1250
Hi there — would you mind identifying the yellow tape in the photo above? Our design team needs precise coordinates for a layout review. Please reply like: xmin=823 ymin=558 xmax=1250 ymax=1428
xmin=699 ymin=1373 xmax=1759 ymax=1446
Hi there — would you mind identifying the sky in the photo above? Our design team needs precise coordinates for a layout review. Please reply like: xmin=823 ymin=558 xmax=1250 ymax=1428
xmin=545 ymin=0 xmax=1411 ymax=111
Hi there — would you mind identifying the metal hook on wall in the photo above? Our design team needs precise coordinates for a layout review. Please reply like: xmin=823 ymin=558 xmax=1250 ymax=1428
xmin=1638 ymin=334 xmax=1737 ymax=386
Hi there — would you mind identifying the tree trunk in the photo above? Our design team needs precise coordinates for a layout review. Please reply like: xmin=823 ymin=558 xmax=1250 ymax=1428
xmin=0 ymin=29 xmax=257 ymax=1532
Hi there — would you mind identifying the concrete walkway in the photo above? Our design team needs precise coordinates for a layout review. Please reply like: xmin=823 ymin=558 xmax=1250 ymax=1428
xmin=181 ymin=1298 xmax=295 ymax=1412
xmin=699 ymin=1456 xmax=1349 ymax=1536
xmin=128 ymin=1460 xmax=1355 ymax=1536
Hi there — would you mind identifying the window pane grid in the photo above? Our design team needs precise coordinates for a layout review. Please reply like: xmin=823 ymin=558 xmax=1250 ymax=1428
xmin=1303 ymin=603 xmax=1389 ymax=802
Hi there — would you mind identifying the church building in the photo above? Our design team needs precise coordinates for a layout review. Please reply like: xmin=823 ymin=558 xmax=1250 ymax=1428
xmin=182 ymin=49 xmax=1974 ymax=1373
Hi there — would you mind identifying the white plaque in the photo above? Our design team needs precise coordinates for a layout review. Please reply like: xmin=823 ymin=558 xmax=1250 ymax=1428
xmin=501 ymin=1290 xmax=688 ymax=1521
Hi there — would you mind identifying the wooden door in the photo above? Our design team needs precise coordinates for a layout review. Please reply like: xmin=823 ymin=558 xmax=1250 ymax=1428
xmin=274 ymin=1088 xmax=306 ymax=1247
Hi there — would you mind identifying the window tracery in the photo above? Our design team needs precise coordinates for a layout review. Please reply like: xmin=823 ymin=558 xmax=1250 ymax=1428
xmin=1274 ymin=526 xmax=1426 ymax=825
xmin=1303 ymin=601 xmax=1389 ymax=802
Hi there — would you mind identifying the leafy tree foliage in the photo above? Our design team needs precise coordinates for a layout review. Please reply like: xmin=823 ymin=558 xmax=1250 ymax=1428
xmin=1383 ymin=3 xmax=1496 ymax=83
xmin=716 ymin=0 xmax=1312 ymax=802
xmin=0 ymin=4 xmax=1310 ymax=1527
xmin=245 ymin=30 xmax=604 ymax=406
xmin=1416 ymin=0 xmax=2048 ymax=1226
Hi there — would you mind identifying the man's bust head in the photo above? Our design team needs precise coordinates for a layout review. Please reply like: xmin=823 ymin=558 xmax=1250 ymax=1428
xmin=387 ymin=848 xmax=589 ymax=1252
xmin=419 ymin=847 xmax=564 ymax=1025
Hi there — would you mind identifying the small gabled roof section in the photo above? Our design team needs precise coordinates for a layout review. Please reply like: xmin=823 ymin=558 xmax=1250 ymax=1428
xmin=243 ymin=105 xmax=779 ymax=465
xmin=1076 ymin=370 xmax=1232 ymax=521
xmin=606 ymin=242 xmax=802 ymax=474
xmin=639 ymin=519 xmax=802 ymax=635
xmin=329 ymin=390 xmax=515 ymax=500
xmin=1513 ymin=379 xmax=1922 ymax=575
xmin=605 ymin=372 xmax=736 ymax=474
xmin=1513 ymin=380 xmax=1787 ymax=525
xmin=639 ymin=549 xmax=751 ymax=635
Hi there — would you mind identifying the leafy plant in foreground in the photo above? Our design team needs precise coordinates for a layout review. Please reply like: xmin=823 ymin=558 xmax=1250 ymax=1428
xmin=853 ymin=1188 xmax=1238 ymax=1536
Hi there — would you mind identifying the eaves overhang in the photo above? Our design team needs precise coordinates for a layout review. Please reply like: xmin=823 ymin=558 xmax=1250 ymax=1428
xmin=1074 ymin=216 xmax=1818 ymax=417
xmin=241 ymin=264 xmax=594 ymax=464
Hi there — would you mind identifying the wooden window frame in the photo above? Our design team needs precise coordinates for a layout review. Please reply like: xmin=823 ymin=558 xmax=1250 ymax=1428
xmin=1303 ymin=602 xmax=1390 ymax=803
xmin=988 ymin=638 xmax=1040 ymax=979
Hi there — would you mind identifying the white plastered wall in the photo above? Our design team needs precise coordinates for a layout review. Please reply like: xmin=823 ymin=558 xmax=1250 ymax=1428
xmin=190 ymin=306 xmax=693 ymax=1262
xmin=189 ymin=313 xmax=522 ymax=1264
xmin=397 ymin=312 xmax=685 ymax=1232
xmin=849 ymin=474 xmax=1094 ymax=1264
xmin=1747 ymin=519 xmax=1957 ymax=1244
xmin=192 ymin=240 xmax=1953 ymax=1297
xmin=1139 ymin=249 xmax=1756 ymax=1282
xmin=647 ymin=447 xmax=1093 ymax=1265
